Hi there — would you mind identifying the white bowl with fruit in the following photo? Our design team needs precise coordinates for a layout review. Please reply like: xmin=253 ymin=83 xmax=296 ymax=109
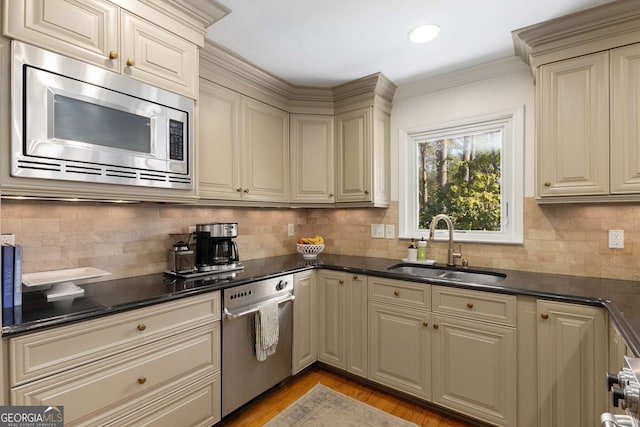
xmin=296 ymin=234 xmax=324 ymax=259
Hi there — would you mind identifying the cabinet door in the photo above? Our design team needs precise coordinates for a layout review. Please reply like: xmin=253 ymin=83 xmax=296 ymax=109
xmin=120 ymin=11 xmax=197 ymax=98
xmin=3 ymin=0 xmax=119 ymax=70
xmin=292 ymin=270 xmax=317 ymax=374
xmin=241 ymin=98 xmax=290 ymax=202
xmin=336 ymin=107 xmax=372 ymax=202
xmin=317 ymin=271 xmax=346 ymax=369
xmin=537 ymin=52 xmax=610 ymax=197
xmin=346 ymin=274 xmax=367 ymax=378
xmin=537 ymin=300 xmax=607 ymax=427
xmin=368 ymin=302 xmax=430 ymax=399
xmin=611 ymin=43 xmax=640 ymax=193
xmin=198 ymin=80 xmax=242 ymax=200
xmin=431 ymin=314 xmax=516 ymax=426
xmin=290 ymin=114 xmax=335 ymax=203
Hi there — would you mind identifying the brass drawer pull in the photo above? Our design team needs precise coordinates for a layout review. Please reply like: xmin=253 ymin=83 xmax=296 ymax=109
xmin=126 ymin=58 xmax=135 ymax=67
xmin=433 ymin=324 xmax=439 ymax=330
xmin=108 ymin=50 xmax=118 ymax=59
xmin=339 ymin=280 xmax=344 ymax=285
xmin=137 ymin=376 xmax=147 ymax=384
xmin=393 ymin=291 xmax=400 ymax=296
xmin=544 ymin=181 xmax=551 ymax=187
xmin=353 ymin=275 xmax=359 ymax=280
xmin=466 ymin=302 xmax=474 ymax=309
xmin=137 ymin=324 xmax=147 ymax=331
xmin=422 ymin=321 xmax=429 ymax=327
xmin=541 ymin=313 xmax=549 ymax=320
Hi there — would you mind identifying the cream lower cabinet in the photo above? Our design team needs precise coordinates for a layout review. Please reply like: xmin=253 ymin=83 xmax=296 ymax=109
xmin=292 ymin=270 xmax=317 ymax=374
xmin=367 ymin=277 xmax=431 ymax=399
xmin=317 ymin=270 xmax=367 ymax=377
xmin=537 ymin=300 xmax=607 ymax=427
xmin=8 ymin=292 xmax=221 ymax=426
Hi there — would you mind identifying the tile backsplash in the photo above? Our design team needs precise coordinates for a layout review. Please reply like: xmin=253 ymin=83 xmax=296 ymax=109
xmin=2 ymin=198 xmax=639 ymax=282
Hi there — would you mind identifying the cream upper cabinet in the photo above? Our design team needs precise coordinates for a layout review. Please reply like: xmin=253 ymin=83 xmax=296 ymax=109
xmin=537 ymin=51 xmax=610 ymax=197
xmin=290 ymin=114 xmax=335 ymax=204
xmin=241 ymin=97 xmax=290 ymax=202
xmin=197 ymin=81 xmax=290 ymax=203
xmin=335 ymin=106 xmax=390 ymax=207
xmin=537 ymin=300 xmax=607 ymax=427
xmin=292 ymin=270 xmax=317 ymax=374
xmin=3 ymin=0 xmax=198 ymax=98
xmin=611 ymin=43 xmax=640 ymax=193
xmin=198 ymin=80 xmax=242 ymax=200
xmin=317 ymin=271 xmax=367 ymax=377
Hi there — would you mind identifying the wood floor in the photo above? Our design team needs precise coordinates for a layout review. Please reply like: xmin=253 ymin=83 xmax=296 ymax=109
xmin=220 ymin=366 xmax=477 ymax=426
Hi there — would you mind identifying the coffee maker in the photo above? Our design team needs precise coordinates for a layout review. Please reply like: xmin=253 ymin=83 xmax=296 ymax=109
xmin=195 ymin=223 xmax=241 ymax=273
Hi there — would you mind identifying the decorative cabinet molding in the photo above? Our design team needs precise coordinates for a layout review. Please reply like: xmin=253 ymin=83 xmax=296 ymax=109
xmin=292 ymin=270 xmax=317 ymax=374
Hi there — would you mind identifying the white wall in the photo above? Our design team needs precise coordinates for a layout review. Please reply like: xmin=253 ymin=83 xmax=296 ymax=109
xmin=389 ymin=57 xmax=535 ymax=201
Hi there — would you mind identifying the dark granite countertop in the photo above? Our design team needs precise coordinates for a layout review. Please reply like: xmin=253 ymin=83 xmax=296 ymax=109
xmin=3 ymin=254 xmax=639 ymax=355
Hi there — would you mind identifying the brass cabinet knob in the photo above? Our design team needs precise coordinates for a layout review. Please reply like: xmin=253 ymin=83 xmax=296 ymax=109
xmin=339 ymin=279 xmax=344 ymax=285
xmin=364 ymin=190 xmax=370 ymax=195
xmin=422 ymin=321 xmax=429 ymax=327
xmin=353 ymin=275 xmax=359 ymax=280
xmin=137 ymin=324 xmax=146 ymax=331
xmin=393 ymin=290 xmax=400 ymax=296
xmin=126 ymin=58 xmax=135 ymax=67
xmin=329 ymin=194 xmax=334 ymax=198
xmin=243 ymin=189 xmax=250 ymax=193
xmin=544 ymin=181 xmax=551 ymax=187
xmin=236 ymin=188 xmax=242 ymax=192
xmin=433 ymin=324 xmax=439 ymax=330
xmin=108 ymin=50 xmax=118 ymax=59
xmin=466 ymin=302 xmax=474 ymax=309
xmin=541 ymin=313 xmax=549 ymax=320
xmin=137 ymin=376 xmax=147 ymax=384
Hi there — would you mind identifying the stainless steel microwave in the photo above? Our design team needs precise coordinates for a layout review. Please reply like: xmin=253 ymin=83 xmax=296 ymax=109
xmin=10 ymin=41 xmax=194 ymax=190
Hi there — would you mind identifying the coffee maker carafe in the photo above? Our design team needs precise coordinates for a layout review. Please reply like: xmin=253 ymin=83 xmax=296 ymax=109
xmin=195 ymin=223 xmax=240 ymax=272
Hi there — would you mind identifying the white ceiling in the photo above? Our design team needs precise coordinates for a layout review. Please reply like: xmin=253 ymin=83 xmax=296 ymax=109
xmin=206 ymin=0 xmax=614 ymax=88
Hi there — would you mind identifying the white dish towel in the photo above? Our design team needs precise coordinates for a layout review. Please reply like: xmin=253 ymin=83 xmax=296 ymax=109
xmin=255 ymin=302 xmax=279 ymax=361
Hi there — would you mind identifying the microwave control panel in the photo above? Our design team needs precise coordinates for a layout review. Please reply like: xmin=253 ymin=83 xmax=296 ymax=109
xmin=169 ymin=119 xmax=184 ymax=161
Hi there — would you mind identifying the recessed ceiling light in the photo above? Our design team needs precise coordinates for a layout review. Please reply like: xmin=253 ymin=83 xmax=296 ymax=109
xmin=408 ymin=24 xmax=440 ymax=44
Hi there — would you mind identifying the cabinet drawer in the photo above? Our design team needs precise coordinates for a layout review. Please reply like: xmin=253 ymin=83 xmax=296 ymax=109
xmin=368 ymin=277 xmax=430 ymax=310
xmin=432 ymin=286 xmax=516 ymax=326
xmin=10 ymin=292 xmax=220 ymax=385
xmin=11 ymin=324 xmax=217 ymax=425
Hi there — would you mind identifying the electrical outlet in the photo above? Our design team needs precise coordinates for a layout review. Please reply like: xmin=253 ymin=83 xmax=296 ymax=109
xmin=0 ymin=234 xmax=15 ymax=245
xmin=371 ymin=224 xmax=384 ymax=238
xmin=608 ymin=230 xmax=624 ymax=249
xmin=385 ymin=224 xmax=395 ymax=239
xmin=288 ymin=223 xmax=295 ymax=237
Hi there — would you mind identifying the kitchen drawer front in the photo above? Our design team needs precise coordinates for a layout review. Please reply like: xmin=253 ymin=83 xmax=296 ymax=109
xmin=432 ymin=286 xmax=516 ymax=326
xmin=10 ymin=291 xmax=220 ymax=386
xmin=100 ymin=371 xmax=220 ymax=427
xmin=11 ymin=324 xmax=217 ymax=425
xmin=368 ymin=277 xmax=430 ymax=310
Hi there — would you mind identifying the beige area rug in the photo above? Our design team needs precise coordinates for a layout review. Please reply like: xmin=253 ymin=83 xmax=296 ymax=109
xmin=264 ymin=384 xmax=418 ymax=426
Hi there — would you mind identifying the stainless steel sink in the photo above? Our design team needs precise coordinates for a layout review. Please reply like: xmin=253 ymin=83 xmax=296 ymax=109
xmin=387 ymin=264 xmax=506 ymax=284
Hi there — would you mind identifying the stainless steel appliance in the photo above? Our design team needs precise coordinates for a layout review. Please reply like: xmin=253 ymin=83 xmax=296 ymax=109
xmin=11 ymin=41 xmax=193 ymax=189
xmin=168 ymin=240 xmax=195 ymax=274
xmin=603 ymin=356 xmax=640 ymax=426
xmin=221 ymin=275 xmax=294 ymax=417
xmin=195 ymin=223 xmax=240 ymax=273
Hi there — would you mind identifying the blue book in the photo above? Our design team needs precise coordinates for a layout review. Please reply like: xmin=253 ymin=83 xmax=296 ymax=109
xmin=1 ymin=245 xmax=14 ymax=310
xmin=13 ymin=245 xmax=22 ymax=307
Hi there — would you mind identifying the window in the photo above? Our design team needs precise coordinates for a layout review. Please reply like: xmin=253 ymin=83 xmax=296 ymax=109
xmin=398 ymin=107 xmax=524 ymax=244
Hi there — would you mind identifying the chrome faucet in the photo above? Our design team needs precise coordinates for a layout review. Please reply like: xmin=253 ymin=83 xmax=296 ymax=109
xmin=428 ymin=214 xmax=462 ymax=267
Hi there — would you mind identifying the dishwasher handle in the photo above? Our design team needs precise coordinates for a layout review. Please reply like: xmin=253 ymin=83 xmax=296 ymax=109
xmin=223 ymin=294 xmax=295 ymax=319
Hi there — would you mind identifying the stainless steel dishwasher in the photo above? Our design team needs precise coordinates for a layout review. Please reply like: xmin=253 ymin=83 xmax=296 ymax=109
xmin=221 ymin=274 xmax=294 ymax=417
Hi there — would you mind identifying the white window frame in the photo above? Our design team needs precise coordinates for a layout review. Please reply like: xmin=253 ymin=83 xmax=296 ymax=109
xmin=398 ymin=106 xmax=524 ymax=244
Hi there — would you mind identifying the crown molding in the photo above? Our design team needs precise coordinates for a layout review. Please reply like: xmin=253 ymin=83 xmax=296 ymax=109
xmin=512 ymin=0 xmax=640 ymax=70
xmin=393 ymin=56 xmax=529 ymax=100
